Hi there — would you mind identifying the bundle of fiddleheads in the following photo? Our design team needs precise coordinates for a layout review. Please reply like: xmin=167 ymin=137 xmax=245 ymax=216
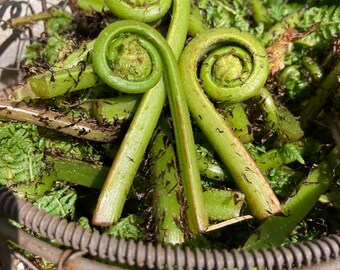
xmin=3 ymin=0 xmax=340 ymax=254
xmin=25 ymin=0 xmax=209 ymax=234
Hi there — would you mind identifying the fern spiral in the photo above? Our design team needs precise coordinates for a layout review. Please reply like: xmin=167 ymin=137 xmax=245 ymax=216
xmin=93 ymin=30 xmax=163 ymax=93
xmin=192 ymin=28 xmax=269 ymax=103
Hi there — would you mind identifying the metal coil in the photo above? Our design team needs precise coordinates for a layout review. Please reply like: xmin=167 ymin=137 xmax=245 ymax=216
xmin=0 ymin=186 xmax=339 ymax=269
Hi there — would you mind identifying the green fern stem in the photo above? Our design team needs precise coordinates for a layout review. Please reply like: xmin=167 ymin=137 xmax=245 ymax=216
xmin=179 ymin=28 xmax=281 ymax=220
xmin=164 ymin=0 xmax=209 ymax=233
xmin=92 ymin=94 xmax=142 ymax=123
xmin=276 ymin=106 xmax=304 ymax=144
xmin=28 ymin=64 xmax=101 ymax=99
xmin=301 ymin=60 xmax=340 ymax=129
xmin=104 ymin=0 xmax=172 ymax=23
xmin=7 ymin=10 xmax=61 ymax=27
xmin=255 ymin=87 xmax=304 ymax=144
xmin=255 ymin=138 xmax=321 ymax=172
xmin=255 ymin=87 xmax=281 ymax=134
xmin=54 ymin=39 xmax=95 ymax=69
xmin=244 ymin=0 xmax=270 ymax=25
xmin=203 ymin=188 xmax=245 ymax=222
xmin=302 ymin=56 xmax=323 ymax=83
xmin=89 ymin=21 xmax=164 ymax=226
xmin=222 ymin=102 xmax=253 ymax=143
xmin=195 ymin=138 xmax=320 ymax=183
xmin=150 ymin=118 xmax=185 ymax=245
xmin=188 ymin=3 xmax=209 ymax=36
xmin=197 ymin=153 xmax=231 ymax=182
xmin=244 ymin=147 xmax=339 ymax=249
xmin=77 ymin=0 xmax=108 ymax=12
xmin=18 ymin=40 xmax=96 ymax=100
xmin=156 ymin=0 xmax=209 ymax=234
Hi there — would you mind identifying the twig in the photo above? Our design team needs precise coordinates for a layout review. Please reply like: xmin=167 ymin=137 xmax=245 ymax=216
xmin=0 ymin=98 xmax=119 ymax=142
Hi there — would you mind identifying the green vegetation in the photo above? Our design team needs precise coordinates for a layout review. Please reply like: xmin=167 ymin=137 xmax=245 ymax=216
xmin=0 ymin=122 xmax=45 ymax=185
xmin=1 ymin=0 xmax=339 ymax=252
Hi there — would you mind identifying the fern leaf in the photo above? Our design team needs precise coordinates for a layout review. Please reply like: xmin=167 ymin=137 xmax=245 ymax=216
xmin=295 ymin=5 xmax=340 ymax=47
xmin=34 ymin=186 xmax=77 ymax=218
xmin=282 ymin=144 xmax=305 ymax=165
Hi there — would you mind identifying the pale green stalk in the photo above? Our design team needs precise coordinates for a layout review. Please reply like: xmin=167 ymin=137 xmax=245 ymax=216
xmin=92 ymin=95 xmax=142 ymax=123
xmin=77 ymin=0 xmax=108 ymax=12
xmin=256 ymin=87 xmax=304 ymax=144
xmin=244 ymin=0 xmax=270 ymax=25
xmin=222 ymin=103 xmax=253 ymax=143
xmin=245 ymin=148 xmax=339 ymax=249
xmin=301 ymin=61 xmax=340 ymax=129
xmin=150 ymin=118 xmax=185 ymax=245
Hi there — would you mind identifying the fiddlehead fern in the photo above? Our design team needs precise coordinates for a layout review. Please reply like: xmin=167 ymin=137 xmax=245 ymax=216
xmin=197 ymin=28 xmax=269 ymax=103
xmin=179 ymin=28 xmax=281 ymax=220
xmin=278 ymin=65 xmax=310 ymax=101
xmin=92 ymin=17 xmax=208 ymax=233
xmin=245 ymin=147 xmax=339 ymax=249
xmin=278 ymin=57 xmax=323 ymax=101
xmin=93 ymin=33 xmax=163 ymax=93
xmin=104 ymin=0 xmax=172 ymax=23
